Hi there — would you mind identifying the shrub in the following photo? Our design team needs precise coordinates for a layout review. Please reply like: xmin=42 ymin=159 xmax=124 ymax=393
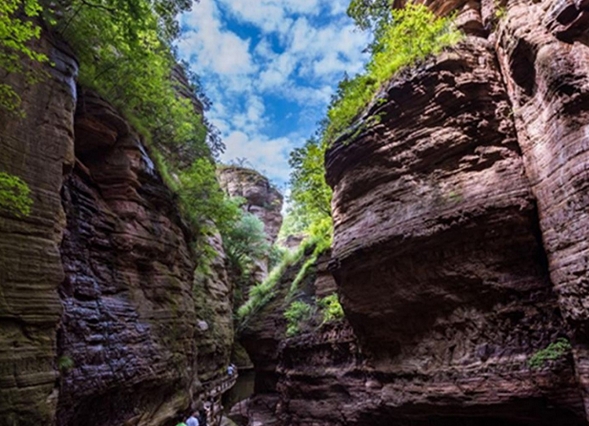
xmin=57 ymin=355 xmax=74 ymax=372
xmin=318 ymin=293 xmax=344 ymax=323
xmin=284 ymin=300 xmax=313 ymax=337
xmin=235 ymin=238 xmax=319 ymax=332
xmin=324 ymin=4 xmax=462 ymax=144
xmin=223 ymin=211 xmax=270 ymax=271
xmin=0 ymin=172 xmax=32 ymax=217
xmin=528 ymin=338 xmax=572 ymax=369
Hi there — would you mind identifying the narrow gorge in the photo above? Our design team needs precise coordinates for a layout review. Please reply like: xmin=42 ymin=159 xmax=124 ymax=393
xmin=3 ymin=0 xmax=589 ymax=425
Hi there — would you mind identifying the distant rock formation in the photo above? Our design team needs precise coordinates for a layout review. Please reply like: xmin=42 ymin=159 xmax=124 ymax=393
xmin=217 ymin=166 xmax=283 ymax=244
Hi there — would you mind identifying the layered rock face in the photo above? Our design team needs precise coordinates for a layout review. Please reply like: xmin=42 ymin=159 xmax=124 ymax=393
xmin=193 ymin=231 xmax=234 ymax=384
xmin=495 ymin=0 xmax=589 ymax=415
xmin=0 ymin=32 xmax=235 ymax=426
xmin=239 ymin=257 xmax=308 ymax=395
xmin=218 ymin=166 xmax=283 ymax=243
xmin=0 ymin=35 xmax=77 ymax=425
xmin=57 ymin=89 xmax=199 ymax=426
xmin=319 ymin=20 xmax=589 ymax=426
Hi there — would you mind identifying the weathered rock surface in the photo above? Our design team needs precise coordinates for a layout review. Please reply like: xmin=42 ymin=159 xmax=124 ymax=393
xmin=57 ymin=88 xmax=199 ymax=426
xmin=0 ymin=35 xmax=77 ymax=426
xmin=194 ymin=231 xmax=234 ymax=383
xmin=321 ymin=36 xmax=586 ymax=424
xmin=239 ymin=257 xmax=304 ymax=394
xmin=1 ymin=31 xmax=237 ymax=425
xmin=218 ymin=166 xmax=283 ymax=243
xmin=495 ymin=0 xmax=589 ymax=417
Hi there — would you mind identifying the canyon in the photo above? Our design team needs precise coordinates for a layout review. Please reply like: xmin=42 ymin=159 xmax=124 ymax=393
xmin=233 ymin=0 xmax=589 ymax=425
xmin=3 ymin=0 xmax=589 ymax=425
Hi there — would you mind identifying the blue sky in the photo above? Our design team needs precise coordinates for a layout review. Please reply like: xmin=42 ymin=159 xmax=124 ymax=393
xmin=177 ymin=0 xmax=370 ymax=189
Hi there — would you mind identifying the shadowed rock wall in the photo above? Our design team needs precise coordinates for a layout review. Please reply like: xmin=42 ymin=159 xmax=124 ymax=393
xmin=56 ymin=89 xmax=199 ymax=426
xmin=0 ymin=32 xmax=236 ymax=426
xmin=254 ymin=3 xmax=589 ymax=424
xmin=323 ymin=35 xmax=586 ymax=425
xmin=0 ymin=35 xmax=77 ymax=426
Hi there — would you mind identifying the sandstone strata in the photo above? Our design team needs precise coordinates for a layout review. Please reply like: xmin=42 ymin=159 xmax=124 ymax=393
xmin=218 ymin=166 xmax=283 ymax=243
xmin=495 ymin=0 xmax=589 ymax=416
xmin=1 ymin=32 xmax=236 ymax=425
xmin=0 ymin=35 xmax=77 ymax=426
xmin=323 ymin=35 xmax=586 ymax=424
xmin=57 ymin=89 xmax=199 ymax=426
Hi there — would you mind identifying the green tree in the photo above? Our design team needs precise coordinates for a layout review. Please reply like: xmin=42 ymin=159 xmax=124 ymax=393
xmin=347 ymin=0 xmax=392 ymax=31
xmin=286 ymin=136 xmax=332 ymax=242
xmin=0 ymin=0 xmax=48 ymax=114
xmin=326 ymin=4 xmax=461 ymax=143
xmin=223 ymin=212 xmax=270 ymax=273
xmin=283 ymin=4 xmax=460 ymax=253
xmin=177 ymin=159 xmax=241 ymax=235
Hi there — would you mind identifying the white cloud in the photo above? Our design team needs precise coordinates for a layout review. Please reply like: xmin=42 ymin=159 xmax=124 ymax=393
xmin=220 ymin=131 xmax=299 ymax=183
xmin=178 ymin=1 xmax=255 ymax=76
xmin=177 ymin=0 xmax=371 ymax=185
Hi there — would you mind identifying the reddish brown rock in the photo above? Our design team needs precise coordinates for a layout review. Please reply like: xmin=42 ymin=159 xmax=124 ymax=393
xmin=495 ymin=0 xmax=589 ymax=418
xmin=217 ymin=166 xmax=283 ymax=243
xmin=194 ymin=231 xmax=235 ymax=383
xmin=323 ymin=37 xmax=586 ymax=424
xmin=57 ymin=88 xmax=199 ymax=426
xmin=0 ymin=30 xmax=235 ymax=426
xmin=0 ymin=35 xmax=77 ymax=426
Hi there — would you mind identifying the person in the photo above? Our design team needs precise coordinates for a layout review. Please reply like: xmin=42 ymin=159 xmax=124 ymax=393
xmin=175 ymin=423 xmax=187 ymax=426
xmin=227 ymin=364 xmax=234 ymax=376
xmin=186 ymin=413 xmax=199 ymax=426
xmin=198 ymin=408 xmax=207 ymax=426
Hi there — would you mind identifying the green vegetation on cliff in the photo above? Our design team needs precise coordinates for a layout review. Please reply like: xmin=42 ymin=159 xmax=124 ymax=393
xmin=0 ymin=171 xmax=33 ymax=217
xmin=286 ymin=4 xmax=461 ymax=242
xmin=284 ymin=300 xmax=313 ymax=337
xmin=528 ymin=338 xmax=572 ymax=369
xmin=325 ymin=4 xmax=461 ymax=143
xmin=0 ymin=0 xmax=48 ymax=114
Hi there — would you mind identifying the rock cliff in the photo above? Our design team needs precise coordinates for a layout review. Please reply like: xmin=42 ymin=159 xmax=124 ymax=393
xmin=217 ymin=166 xmax=283 ymax=243
xmin=0 ymin=34 xmax=77 ymax=426
xmin=57 ymin=88 xmax=200 ymax=426
xmin=237 ymin=1 xmax=589 ymax=425
xmin=0 ymin=31 xmax=235 ymax=426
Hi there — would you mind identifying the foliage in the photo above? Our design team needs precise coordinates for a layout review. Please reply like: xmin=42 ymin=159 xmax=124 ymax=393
xmin=318 ymin=293 xmax=344 ymax=323
xmin=0 ymin=0 xmax=48 ymax=114
xmin=224 ymin=212 xmax=269 ymax=267
xmin=325 ymin=4 xmax=461 ymax=144
xmin=288 ymin=232 xmax=331 ymax=296
xmin=235 ymin=240 xmax=311 ymax=331
xmin=494 ymin=1 xmax=506 ymax=21
xmin=284 ymin=300 xmax=313 ymax=337
xmin=288 ymin=136 xmax=332 ymax=224
xmin=528 ymin=338 xmax=572 ymax=369
xmin=285 ymin=5 xmax=460 ymax=248
xmin=53 ymin=0 xmax=220 ymax=164
xmin=347 ymin=0 xmax=392 ymax=32
xmin=0 ymin=171 xmax=33 ymax=217
xmin=268 ymin=244 xmax=287 ymax=270
xmin=177 ymin=159 xmax=241 ymax=235
xmin=57 ymin=355 xmax=74 ymax=372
